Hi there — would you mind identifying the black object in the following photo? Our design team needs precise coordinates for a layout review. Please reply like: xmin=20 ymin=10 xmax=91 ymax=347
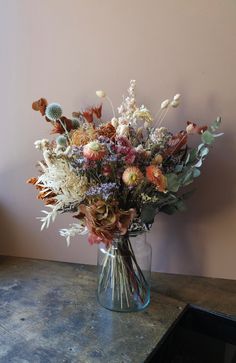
xmin=145 ymin=305 xmax=236 ymax=363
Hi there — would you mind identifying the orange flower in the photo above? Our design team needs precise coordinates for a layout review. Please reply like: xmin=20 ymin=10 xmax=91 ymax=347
xmin=83 ymin=141 xmax=106 ymax=161
xmin=32 ymin=98 xmax=48 ymax=116
xmin=71 ymin=127 xmax=97 ymax=146
xmin=97 ymin=122 xmax=116 ymax=140
xmin=146 ymin=165 xmax=167 ymax=192
xmin=122 ymin=167 xmax=144 ymax=187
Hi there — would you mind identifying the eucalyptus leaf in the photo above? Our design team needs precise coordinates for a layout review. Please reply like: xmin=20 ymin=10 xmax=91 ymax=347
xmin=175 ymin=164 xmax=183 ymax=173
xmin=141 ymin=205 xmax=156 ymax=224
xmin=213 ymin=132 xmax=224 ymax=137
xmin=193 ymin=168 xmax=201 ymax=178
xmin=181 ymin=170 xmax=194 ymax=186
xmin=210 ymin=117 xmax=221 ymax=132
xmin=176 ymin=200 xmax=186 ymax=212
xmin=195 ymin=159 xmax=202 ymax=168
xmin=166 ymin=173 xmax=180 ymax=192
xmin=188 ymin=148 xmax=198 ymax=163
xmin=199 ymin=146 xmax=209 ymax=158
xmin=160 ymin=204 xmax=177 ymax=215
xmin=201 ymin=130 xmax=214 ymax=145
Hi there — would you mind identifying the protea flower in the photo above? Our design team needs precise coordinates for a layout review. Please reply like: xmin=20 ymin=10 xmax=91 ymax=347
xmin=83 ymin=141 xmax=106 ymax=161
xmin=122 ymin=166 xmax=144 ymax=187
xmin=146 ymin=165 xmax=167 ymax=192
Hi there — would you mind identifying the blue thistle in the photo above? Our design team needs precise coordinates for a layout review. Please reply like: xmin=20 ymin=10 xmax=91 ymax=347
xmin=56 ymin=135 xmax=67 ymax=146
xmin=71 ymin=118 xmax=80 ymax=128
xmin=46 ymin=103 xmax=63 ymax=121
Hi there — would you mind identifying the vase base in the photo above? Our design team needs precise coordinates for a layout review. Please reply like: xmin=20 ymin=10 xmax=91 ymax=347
xmin=97 ymin=290 xmax=150 ymax=313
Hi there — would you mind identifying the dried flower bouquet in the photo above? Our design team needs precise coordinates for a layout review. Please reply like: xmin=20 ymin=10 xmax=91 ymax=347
xmin=28 ymin=80 xmax=222 ymax=310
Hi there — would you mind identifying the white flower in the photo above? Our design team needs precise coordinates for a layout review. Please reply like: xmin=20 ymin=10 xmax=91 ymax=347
xmin=116 ymin=124 xmax=129 ymax=137
xmin=60 ymin=223 xmax=88 ymax=247
xmin=173 ymin=93 xmax=181 ymax=101
xmin=111 ymin=117 xmax=119 ymax=128
xmin=34 ymin=139 xmax=50 ymax=150
xmin=161 ymin=99 xmax=170 ymax=109
xmin=96 ymin=90 xmax=106 ymax=98
xmin=171 ymin=100 xmax=180 ymax=108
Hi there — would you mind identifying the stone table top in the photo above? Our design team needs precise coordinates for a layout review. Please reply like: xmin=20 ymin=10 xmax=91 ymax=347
xmin=0 ymin=256 xmax=235 ymax=363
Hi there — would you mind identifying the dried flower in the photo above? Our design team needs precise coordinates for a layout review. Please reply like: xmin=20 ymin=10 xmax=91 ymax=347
xmin=45 ymin=103 xmax=63 ymax=121
xmin=92 ymin=104 xmax=102 ymax=119
xmin=32 ymin=98 xmax=48 ymax=116
xmin=83 ymin=141 xmax=106 ymax=161
xmin=82 ymin=109 xmax=93 ymax=123
xmin=186 ymin=121 xmax=207 ymax=135
xmin=56 ymin=135 xmax=67 ymax=147
xmin=152 ymin=154 xmax=163 ymax=165
xmin=86 ymin=183 xmax=118 ymax=200
xmin=71 ymin=127 xmax=97 ymax=146
xmin=173 ymin=94 xmax=181 ymax=101
xmin=78 ymin=201 xmax=136 ymax=245
xmin=96 ymin=90 xmax=106 ymax=98
xmin=122 ymin=167 xmax=144 ymax=187
xmin=97 ymin=123 xmax=116 ymax=140
xmin=170 ymin=100 xmax=180 ymax=108
xmin=146 ymin=165 xmax=167 ymax=192
xmin=161 ymin=99 xmax=170 ymax=110
xmin=51 ymin=117 xmax=74 ymax=134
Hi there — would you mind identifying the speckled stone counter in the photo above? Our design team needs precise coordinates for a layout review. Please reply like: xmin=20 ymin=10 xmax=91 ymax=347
xmin=0 ymin=256 xmax=235 ymax=363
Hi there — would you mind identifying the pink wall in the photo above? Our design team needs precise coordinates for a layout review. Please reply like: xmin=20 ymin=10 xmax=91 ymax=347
xmin=1 ymin=0 xmax=236 ymax=279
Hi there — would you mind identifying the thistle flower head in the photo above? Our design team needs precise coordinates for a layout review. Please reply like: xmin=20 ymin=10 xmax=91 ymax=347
xmin=45 ymin=103 xmax=63 ymax=121
xmin=56 ymin=135 xmax=67 ymax=147
xmin=71 ymin=118 xmax=80 ymax=128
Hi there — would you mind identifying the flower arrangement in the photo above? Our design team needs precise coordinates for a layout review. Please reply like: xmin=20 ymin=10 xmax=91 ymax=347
xmin=28 ymin=80 xmax=222 ymax=311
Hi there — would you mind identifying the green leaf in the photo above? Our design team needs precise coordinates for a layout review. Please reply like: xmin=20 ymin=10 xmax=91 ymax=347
xmin=209 ymin=117 xmax=221 ymax=132
xmin=188 ymin=148 xmax=198 ymax=163
xmin=213 ymin=132 xmax=224 ymax=138
xmin=160 ymin=205 xmax=177 ymax=215
xmin=201 ymin=130 xmax=214 ymax=145
xmin=195 ymin=159 xmax=202 ymax=168
xmin=193 ymin=168 xmax=201 ymax=178
xmin=140 ymin=205 xmax=156 ymax=224
xmin=181 ymin=170 xmax=194 ymax=186
xmin=175 ymin=164 xmax=183 ymax=173
xmin=166 ymin=173 xmax=180 ymax=192
xmin=199 ymin=146 xmax=209 ymax=158
xmin=175 ymin=200 xmax=186 ymax=212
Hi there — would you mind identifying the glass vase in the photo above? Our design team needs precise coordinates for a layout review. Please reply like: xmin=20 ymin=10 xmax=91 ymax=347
xmin=97 ymin=232 xmax=152 ymax=312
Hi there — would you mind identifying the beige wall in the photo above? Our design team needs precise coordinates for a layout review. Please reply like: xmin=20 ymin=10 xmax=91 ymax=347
xmin=1 ymin=0 xmax=236 ymax=279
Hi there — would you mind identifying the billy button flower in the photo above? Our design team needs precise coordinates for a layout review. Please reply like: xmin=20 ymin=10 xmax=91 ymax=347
xmin=83 ymin=140 xmax=106 ymax=161
xmin=122 ymin=166 xmax=144 ymax=187
xmin=146 ymin=165 xmax=167 ymax=192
